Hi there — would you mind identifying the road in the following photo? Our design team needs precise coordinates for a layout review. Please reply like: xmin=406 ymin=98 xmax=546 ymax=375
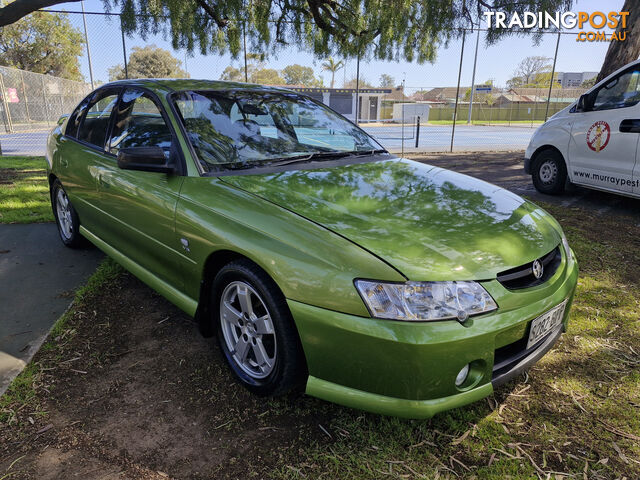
xmin=0 ymin=124 xmax=536 ymax=156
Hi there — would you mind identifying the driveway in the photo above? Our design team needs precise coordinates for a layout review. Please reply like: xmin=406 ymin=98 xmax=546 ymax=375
xmin=0 ymin=223 xmax=103 ymax=394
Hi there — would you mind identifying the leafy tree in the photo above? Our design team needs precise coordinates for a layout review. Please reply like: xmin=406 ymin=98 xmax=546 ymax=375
xmin=0 ymin=11 xmax=84 ymax=81
xmin=343 ymin=77 xmax=374 ymax=89
xmin=282 ymin=64 xmax=322 ymax=86
xmin=108 ymin=44 xmax=188 ymax=80
xmin=321 ymin=57 xmax=344 ymax=88
xmin=379 ymin=74 xmax=395 ymax=88
xmin=220 ymin=65 xmax=244 ymax=82
xmin=0 ymin=1 xmax=577 ymax=65
xmin=508 ymin=56 xmax=551 ymax=87
xmin=219 ymin=55 xmax=284 ymax=85
xmin=252 ymin=68 xmax=284 ymax=85
xmin=581 ymin=77 xmax=597 ymax=89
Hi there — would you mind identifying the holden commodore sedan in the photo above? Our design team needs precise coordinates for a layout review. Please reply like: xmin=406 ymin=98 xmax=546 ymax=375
xmin=47 ymin=79 xmax=578 ymax=418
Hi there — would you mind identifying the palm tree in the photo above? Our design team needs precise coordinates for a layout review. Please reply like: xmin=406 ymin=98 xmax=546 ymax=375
xmin=321 ymin=57 xmax=345 ymax=88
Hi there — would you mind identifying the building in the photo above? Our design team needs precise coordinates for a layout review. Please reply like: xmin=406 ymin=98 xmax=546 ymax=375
xmin=416 ymin=87 xmax=470 ymax=104
xmin=284 ymin=87 xmax=392 ymax=122
xmin=554 ymin=72 xmax=598 ymax=88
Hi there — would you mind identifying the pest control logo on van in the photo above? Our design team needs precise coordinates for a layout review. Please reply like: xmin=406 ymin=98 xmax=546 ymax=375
xmin=586 ymin=121 xmax=610 ymax=152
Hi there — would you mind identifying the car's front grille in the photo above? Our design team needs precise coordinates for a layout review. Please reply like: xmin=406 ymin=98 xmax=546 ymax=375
xmin=497 ymin=246 xmax=561 ymax=290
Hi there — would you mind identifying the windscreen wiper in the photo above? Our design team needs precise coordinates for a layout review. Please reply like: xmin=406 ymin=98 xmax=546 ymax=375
xmin=267 ymin=151 xmax=356 ymax=167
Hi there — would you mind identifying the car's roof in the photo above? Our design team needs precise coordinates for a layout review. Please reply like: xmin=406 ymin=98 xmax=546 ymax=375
xmin=102 ymin=78 xmax=297 ymax=95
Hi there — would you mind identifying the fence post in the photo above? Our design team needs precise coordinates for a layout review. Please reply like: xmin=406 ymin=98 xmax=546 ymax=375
xmin=20 ymin=70 xmax=30 ymax=122
xmin=415 ymin=115 xmax=420 ymax=148
xmin=243 ymin=21 xmax=248 ymax=82
xmin=0 ymin=73 xmax=14 ymax=133
xmin=467 ymin=27 xmax=480 ymax=124
xmin=81 ymin=1 xmax=95 ymax=89
xmin=545 ymin=32 xmax=561 ymax=121
xmin=355 ymin=50 xmax=361 ymax=125
xmin=120 ymin=17 xmax=129 ymax=79
xmin=450 ymin=29 xmax=466 ymax=152
xmin=41 ymin=75 xmax=50 ymax=127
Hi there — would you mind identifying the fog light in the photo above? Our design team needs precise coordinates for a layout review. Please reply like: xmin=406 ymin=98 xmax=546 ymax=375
xmin=455 ymin=364 xmax=470 ymax=387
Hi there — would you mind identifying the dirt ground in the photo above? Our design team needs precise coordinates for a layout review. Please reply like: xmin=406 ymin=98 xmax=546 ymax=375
xmin=1 ymin=273 xmax=342 ymax=479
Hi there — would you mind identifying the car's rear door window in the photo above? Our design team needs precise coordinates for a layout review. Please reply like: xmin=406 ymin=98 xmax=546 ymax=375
xmin=109 ymin=89 xmax=173 ymax=156
xmin=76 ymin=92 xmax=119 ymax=148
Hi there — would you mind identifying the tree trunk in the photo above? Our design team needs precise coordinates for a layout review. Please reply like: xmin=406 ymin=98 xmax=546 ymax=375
xmin=0 ymin=0 xmax=81 ymax=27
xmin=330 ymin=71 xmax=335 ymax=88
xmin=597 ymin=0 xmax=640 ymax=82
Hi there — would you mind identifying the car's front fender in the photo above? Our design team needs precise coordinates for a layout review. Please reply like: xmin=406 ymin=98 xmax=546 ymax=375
xmin=175 ymin=176 xmax=406 ymax=317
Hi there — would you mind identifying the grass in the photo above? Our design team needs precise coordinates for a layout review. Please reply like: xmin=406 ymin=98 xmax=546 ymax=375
xmin=0 ymin=156 xmax=53 ymax=224
xmin=0 ymin=259 xmax=122 ymax=425
xmin=427 ymin=119 xmax=545 ymax=126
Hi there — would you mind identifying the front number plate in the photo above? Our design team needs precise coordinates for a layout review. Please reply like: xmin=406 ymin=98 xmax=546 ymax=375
xmin=527 ymin=300 xmax=567 ymax=350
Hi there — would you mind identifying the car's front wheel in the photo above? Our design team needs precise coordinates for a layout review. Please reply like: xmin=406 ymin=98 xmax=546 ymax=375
xmin=531 ymin=149 xmax=567 ymax=195
xmin=51 ymin=179 xmax=84 ymax=248
xmin=212 ymin=259 xmax=306 ymax=396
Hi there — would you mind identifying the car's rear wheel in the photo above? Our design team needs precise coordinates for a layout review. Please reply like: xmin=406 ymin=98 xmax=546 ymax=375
xmin=531 ymin=149 xmax=567 ymax=195
xmin=51 ymin=179 xmax=84 ymax=248
xmin=212 ymin=259 xmax=306 ymax=396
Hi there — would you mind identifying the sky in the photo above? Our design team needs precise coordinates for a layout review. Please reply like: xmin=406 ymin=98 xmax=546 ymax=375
xmin=45 ymin=0 xmax=626 ymax=93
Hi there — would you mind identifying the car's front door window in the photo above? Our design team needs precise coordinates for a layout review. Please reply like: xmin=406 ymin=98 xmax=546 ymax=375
xmin=76 ymin=92 xmax=119 ymax=148
xmin=109 ymin=89 xmax=173 ymax=156
xmin=591 ymin=68 xmax=640 ymax=111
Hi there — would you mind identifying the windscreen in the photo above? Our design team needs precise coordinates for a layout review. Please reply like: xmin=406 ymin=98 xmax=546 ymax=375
xmin=172 ymin=90 xmax=382 ymax=170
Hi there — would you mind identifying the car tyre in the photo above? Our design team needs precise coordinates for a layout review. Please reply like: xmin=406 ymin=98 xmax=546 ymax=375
xmin=51 ymin=179 xmax=84 ymax=248
xmin=212 ymin=259 xmax=306 ymax=396
xmin=531 ymin=149 xmax=567 ymax=195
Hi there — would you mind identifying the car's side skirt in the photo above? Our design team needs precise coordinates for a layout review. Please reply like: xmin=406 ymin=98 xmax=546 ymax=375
xmin=80 ymin=226 xmax=198 ymax=317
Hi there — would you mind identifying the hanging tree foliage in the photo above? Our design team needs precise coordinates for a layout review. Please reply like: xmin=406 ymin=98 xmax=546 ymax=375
xmin=1 ymin=0 xmax=577 ymax=62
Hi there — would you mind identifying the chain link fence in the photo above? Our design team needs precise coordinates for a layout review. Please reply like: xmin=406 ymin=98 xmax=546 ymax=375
xmin=0 ymin=9 xmax=613 ymax=156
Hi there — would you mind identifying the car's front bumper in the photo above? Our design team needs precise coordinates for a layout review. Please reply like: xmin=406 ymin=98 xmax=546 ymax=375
xmin=289 ymin=250 xmax=578 ymax=419
xmin=524 ymin=156 xmax=532 ymax=174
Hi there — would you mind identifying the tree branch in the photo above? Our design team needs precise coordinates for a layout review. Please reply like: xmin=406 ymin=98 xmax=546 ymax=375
xmin=194 ymin=0 xmax=228 ymax=29
xmin=0 ymin=0 xmax=81 ymax=27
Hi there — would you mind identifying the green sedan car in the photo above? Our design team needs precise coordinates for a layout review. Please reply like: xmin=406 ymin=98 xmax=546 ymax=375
xmin=47 ymin=79 xmax=578 ymax=418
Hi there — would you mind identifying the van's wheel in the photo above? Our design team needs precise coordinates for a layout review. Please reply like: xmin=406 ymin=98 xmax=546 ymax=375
xmin=51 ymin=179 xmax=84 ymax=248
xmin=212 ymin=259 xmax=306 ymax=396
xmin=531 ymin=149 xmax=567 ymax=195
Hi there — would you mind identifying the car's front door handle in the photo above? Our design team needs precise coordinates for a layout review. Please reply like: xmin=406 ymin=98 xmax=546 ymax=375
xmin=619 ymin=119 xmax=640 ymax=133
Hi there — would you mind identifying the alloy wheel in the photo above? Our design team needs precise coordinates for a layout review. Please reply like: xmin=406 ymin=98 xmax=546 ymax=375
xmin=56 ymin=189 xmax=73 ymax=240
xmin=219 ymin=281 xmax=277 ymax=379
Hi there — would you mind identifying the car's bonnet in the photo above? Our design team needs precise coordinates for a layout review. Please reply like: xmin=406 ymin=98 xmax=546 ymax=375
xmin=220 ymin=158 xmax=562 ymax=281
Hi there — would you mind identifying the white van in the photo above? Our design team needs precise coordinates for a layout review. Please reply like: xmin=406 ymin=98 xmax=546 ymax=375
xmin=525 ymin=60 xmax=640 ymax=198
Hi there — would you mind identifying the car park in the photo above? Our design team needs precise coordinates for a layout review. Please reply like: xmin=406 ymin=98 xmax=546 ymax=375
xmin=47 ymin=79 xmax=578 ymax=418
xmin=525 ymin=60 xmax=640 ymax=197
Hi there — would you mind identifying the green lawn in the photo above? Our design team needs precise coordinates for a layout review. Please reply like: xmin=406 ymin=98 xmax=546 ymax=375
xmin=0 ymin=156 xmax=53 ymax=224
xmin=427 ymin=119 xmax=545 ymax=126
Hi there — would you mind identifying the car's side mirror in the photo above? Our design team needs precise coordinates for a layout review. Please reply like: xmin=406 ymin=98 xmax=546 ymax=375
xmin=576 ymin=93 xmax=592 ymax=113
xmin=117 ymin=147 xmax=176 ymax=174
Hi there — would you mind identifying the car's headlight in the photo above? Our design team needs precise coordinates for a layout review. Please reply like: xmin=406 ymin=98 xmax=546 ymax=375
xmin=355 ymin=280 xmax=497 ymax=322
xmin=561 ymin=233 xmax=572 ymax=260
